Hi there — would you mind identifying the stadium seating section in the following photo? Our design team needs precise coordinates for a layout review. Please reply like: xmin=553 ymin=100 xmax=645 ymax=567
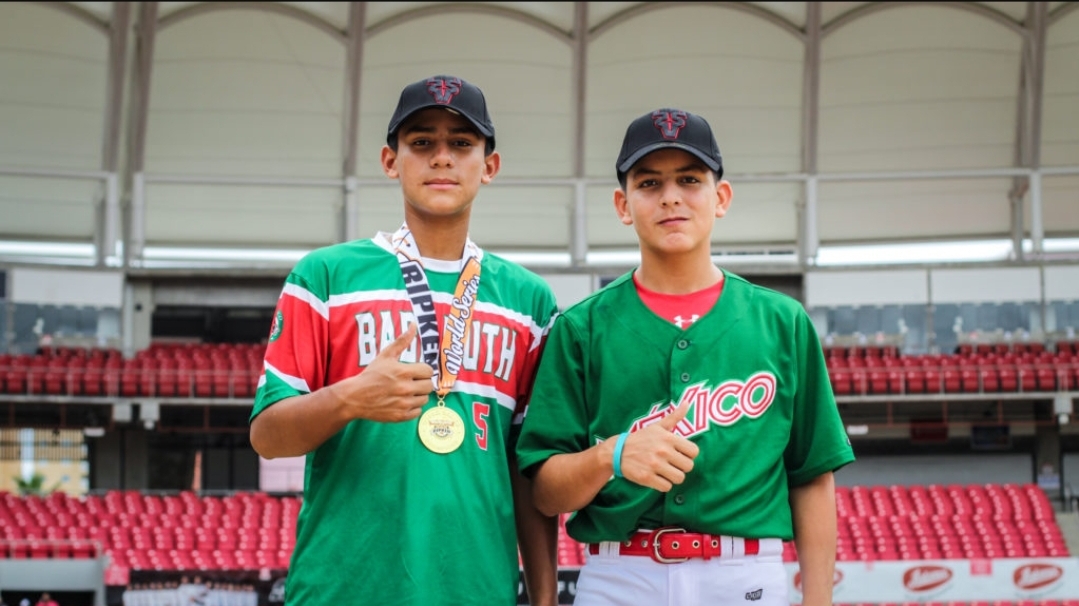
xmin=825 ymin=342 xmax=1079 ymax=396
xmin=0 ymin=344 xmax=265 ymax=398
xmin=832 ymin=484 xmax=1068 ymax=561
xmin=0 ymin=491 xmax=297 ymax=571
xmin=3 ymin=484 xmax=1059 ymax=573
xmin=2 ymin=341 xmax=1076 ymax=399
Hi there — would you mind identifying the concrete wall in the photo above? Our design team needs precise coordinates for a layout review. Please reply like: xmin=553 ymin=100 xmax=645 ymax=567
xmin=0 ymin=559 xmax=105 ymax=606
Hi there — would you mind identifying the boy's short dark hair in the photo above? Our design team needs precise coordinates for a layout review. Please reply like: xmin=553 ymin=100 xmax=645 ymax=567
xmin=386 ymin=75 xmax=496 ymax=156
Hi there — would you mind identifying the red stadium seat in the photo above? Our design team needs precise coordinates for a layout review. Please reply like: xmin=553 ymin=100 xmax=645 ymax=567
xmin=998 ymin=365 xmax=1018 ymax=391
xmin=979 ymin=365 xmax=1000 ymax=392
xmin=1017 ymin=363 xmax=1037 ymax=392
xmin=904 ymin=368 xmax=925 ymax=393
xmin=212 ymin=368 xmax=232 ymax=398
xmin=4 ymin=357 xmax=29 ymax=394
xmin=942 ymin=368 xmax=961 ymax=393
xmin=960 ymin=367 xmax=980 ymax=392
xmin=830 ymin=370 xmax=852 ymax=396
xmin=1036 ymin=365 xmax=1057 ymax=391
xmin=120 ymin=360 xmax=142 ymax=397
xmin=82 ymin=364 xmax=104 ymax=396
xmin=923 ymin=367 xmax=942 ymax=392
xmin=868 ymin=370 xmax=888 ymax=394
xmin=850 ymin=369 xmax=867 ymax=395
xmin=8 ymin=542 xmax=29 ymax=558
xmin=157 ymin=360 xmax=178 ymax=397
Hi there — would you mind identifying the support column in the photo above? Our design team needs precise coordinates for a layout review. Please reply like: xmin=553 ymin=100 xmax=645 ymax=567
xmin=1009 ymin=2 xmax=1048 ymax=261
xmin=123 ymin=2 xmax=159 ymax=268
xmin=1028 ymin=2 xmax=1048 ymax=257
xmin=570 ymin=2 xmax=588 ymax=267
xmin=123 ymin=282 xmax=154 ymax=355
xmin=1031 ymin=171 xmax=1044 ymax=254
xmin=1035 ymin=409 xmax=1063 ymax=501
xmin=121 ymin=282 xmax=135 ymax=359
xmin=341 ymin=2 xmax=366 ymax=243
xmin=103 ymin=173 xmax=120 ymax=265
xmin=130 ymin=172 xmax=146 ymax=263
xmin=98 ymin=2 xmax=130 ymax=268
xmin=804 ymin=176 xmax=819 ymax=263
xmin=799 ymin=3 xmax=821 ymax=268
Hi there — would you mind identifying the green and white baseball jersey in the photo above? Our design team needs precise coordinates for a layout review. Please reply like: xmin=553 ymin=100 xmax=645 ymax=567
xmin=251 ymin=232 xmax=558 ymax=606
xmin=517 ymin=269 xmax=854 ymax=544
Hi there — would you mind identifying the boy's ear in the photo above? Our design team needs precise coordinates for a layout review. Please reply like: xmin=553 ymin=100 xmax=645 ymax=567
xmin=613 ymin=187 xmax=633 ymax=225
xmin=381 ymin=145 xmax=399 ymax=179
xmin=481 ymin=150 xmax=501 ymax=184
xmin=715 ymin=179 xmax=733 ymax=219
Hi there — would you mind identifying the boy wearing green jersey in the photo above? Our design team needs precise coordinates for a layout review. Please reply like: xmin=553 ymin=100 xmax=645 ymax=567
xmin=251 ymin=75 xmax=558 ymax=606
xmin=517 ymin=109 xmax=854 ymax=606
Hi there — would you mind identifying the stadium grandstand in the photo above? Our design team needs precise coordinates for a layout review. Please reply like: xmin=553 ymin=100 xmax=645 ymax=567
xmin=1 ymin=1 xmax=1078 ymax=605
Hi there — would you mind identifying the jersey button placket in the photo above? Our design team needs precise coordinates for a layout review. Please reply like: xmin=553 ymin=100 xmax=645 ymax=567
xmin=671 ymin=339 xmax=693 ymax=394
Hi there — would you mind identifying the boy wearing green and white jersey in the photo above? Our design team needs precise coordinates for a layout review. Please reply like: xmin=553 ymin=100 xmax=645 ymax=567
xmin=250 ymin=76 xmax=559 ymax=606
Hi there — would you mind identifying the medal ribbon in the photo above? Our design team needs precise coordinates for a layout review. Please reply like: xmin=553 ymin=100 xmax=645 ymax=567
xmin=392 ymin=224 xmax=482 ymax=400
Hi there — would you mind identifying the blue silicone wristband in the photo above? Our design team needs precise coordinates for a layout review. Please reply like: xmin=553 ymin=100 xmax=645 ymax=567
xmin=612 ymin=432 xmax=630 ymax=479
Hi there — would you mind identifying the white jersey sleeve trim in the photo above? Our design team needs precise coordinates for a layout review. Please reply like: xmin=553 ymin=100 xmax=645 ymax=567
xmin=455 ymin=379 xmax=516 ymax=412
xmin=531 ymin=312 xmax=558 ymax=352
xmin=264 ymin=361 xmax=312 ymax=394
xmin=327 ymin=289 xmax=550 ymax=348
xmin=282 ymin=282 xmax=329 ymax=320
xmin=328 ymin=288 xmax=407 ymax=307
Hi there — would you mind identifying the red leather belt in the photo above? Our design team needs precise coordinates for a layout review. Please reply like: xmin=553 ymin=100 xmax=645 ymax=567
xmin=587 ymin=528 xmax=760 ymax=564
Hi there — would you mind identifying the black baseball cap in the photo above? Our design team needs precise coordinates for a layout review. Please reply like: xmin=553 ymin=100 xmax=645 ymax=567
xmin=616 ymin=108 xmax=723 ymax=181
xmin=386 ymin=75 xmax=495 ymax=150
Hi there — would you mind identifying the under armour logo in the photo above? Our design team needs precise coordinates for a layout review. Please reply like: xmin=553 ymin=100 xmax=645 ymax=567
xmin=426 ymin=77 xmax=462 ymax=105
xmin=672 ymin=314 xmax=700 ymax=328
xmin=745 ymin=588 xmax=763 ymax=601
xmin=652 ymin=109 xmax=688 ymax=140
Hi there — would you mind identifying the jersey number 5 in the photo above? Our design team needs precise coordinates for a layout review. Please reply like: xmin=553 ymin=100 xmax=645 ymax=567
xmin=473 ymin=403 xmax=490 ymax=451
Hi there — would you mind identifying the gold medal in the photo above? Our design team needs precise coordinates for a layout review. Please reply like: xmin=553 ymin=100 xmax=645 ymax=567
xmin=417 ymin=404 xmax=465 ymax=454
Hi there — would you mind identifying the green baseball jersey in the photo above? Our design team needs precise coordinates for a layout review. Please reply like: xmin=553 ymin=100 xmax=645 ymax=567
xmin=251 ymin=233 xmax=558 ymax=606
xmin=517 ymin=269 xmax=854 ymax=544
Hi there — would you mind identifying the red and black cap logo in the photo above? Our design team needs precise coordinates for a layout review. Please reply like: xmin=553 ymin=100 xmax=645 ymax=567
xmin=652 ymin=110 xmax=688 ymax=140
xmin=426 ymin=76 xmax=462 ymax=105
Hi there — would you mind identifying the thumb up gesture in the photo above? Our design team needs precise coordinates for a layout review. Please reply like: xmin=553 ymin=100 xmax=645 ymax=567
xmin=616 ymin=400 xmax=700 ymax=492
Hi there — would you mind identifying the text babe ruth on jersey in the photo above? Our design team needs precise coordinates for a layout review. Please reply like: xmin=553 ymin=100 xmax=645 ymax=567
xmin=355 ymin=308 xmax=519 ymax=383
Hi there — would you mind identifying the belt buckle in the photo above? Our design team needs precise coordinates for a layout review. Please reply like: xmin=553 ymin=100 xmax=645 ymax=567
xmin=650 ymin=527 xmax=688 ymax=564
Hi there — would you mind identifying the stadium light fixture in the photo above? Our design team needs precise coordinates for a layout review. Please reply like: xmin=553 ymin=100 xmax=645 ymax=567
xmin=1043 ymin=238 xmax=1079 ymax=253
xmin=141 ymin=246 xmax=311 ymax=264
xmin=491 ymin=251 xmax=572 ymax=268
xmin=816 ymin=239 xmax=1017 ymax=266
xmin=584 ymin=249 xmax=799 ymax=268
xmin=585 ymin=250 xmax=642 ymax=266
xmin=0 ymin=240 xmax=95 ymax=258
xmin=0 ymin=240 xmax=97 ymax=266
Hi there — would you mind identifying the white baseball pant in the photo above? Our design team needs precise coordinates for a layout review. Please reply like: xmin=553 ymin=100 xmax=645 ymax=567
xmin=573 ymin=536 xmax=788 ymax=606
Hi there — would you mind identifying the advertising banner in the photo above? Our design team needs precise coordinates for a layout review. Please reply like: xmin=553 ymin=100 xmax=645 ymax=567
xmin=119 ymin=559 xmax=1079 ymax=605
xmin=791 ymin=558 xmax=1079 ymax=602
